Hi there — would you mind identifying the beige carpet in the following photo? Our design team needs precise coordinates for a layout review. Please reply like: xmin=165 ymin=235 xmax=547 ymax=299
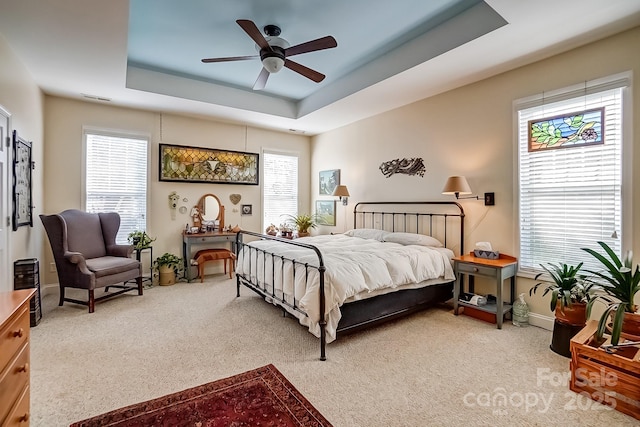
xmin=30 ymin=276 xmax=638 ymax=426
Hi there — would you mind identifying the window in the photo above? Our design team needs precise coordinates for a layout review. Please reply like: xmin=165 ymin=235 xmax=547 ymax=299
xmin=84 ymin=130 xmax=148 ymax=244
xmin=262 ymin=151 xmax=298 ymax=230
xmin=517 ymin=75 xmax=629 ymax=274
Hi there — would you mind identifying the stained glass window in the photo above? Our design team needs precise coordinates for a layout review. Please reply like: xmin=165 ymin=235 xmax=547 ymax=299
xmin=528 ymin=107 xmax=604 ymax=152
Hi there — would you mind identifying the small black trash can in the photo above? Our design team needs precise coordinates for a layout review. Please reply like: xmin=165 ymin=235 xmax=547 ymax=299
xmin=14 ymin=258 xmax=42 ymax=326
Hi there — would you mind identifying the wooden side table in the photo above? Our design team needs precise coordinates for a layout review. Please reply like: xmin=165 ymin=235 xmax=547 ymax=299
xmin=452 ymin=253 xmax=518 ymax=329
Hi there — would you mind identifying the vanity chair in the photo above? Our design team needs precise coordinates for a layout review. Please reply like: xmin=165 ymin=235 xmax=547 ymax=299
xmin=40 ymin=209 xmax=143 ymax=313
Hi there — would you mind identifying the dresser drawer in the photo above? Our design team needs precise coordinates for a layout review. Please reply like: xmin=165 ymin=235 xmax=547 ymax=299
xmin=456 ymin=262 xmax=496 ymax=277
xmin=0 ymin=343 xmax=30 ymax=424
xmin=0 ymin=306 xmax=29 ymax=371
xmin=4 ymin=385 xmax=30 ymax=426
xmin=194 ymin=235 xmax=234 ymax=243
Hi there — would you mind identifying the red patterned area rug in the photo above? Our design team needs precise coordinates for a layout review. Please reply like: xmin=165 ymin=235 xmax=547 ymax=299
xmin=70 ymin=364 xmax=332 ymax=427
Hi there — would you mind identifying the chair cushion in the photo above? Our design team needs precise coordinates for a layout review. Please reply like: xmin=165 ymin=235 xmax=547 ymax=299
xmin=61 ymin=210 xmax=107 ymax=258
xmin=86 ymin=256 xmax=140 ymax=278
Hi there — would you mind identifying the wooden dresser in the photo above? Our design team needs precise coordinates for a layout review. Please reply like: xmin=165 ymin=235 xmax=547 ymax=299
xmin=0 ymin=289 xmax=35 ymax=426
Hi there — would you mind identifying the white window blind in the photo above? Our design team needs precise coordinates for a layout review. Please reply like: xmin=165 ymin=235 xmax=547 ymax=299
xmin=518 ymin=85 xmax=624 ymax=274
xmin=85 ymin=132 xmax=148 ymax=244
xmin=263 ymin=151 xmax=298 ymax=230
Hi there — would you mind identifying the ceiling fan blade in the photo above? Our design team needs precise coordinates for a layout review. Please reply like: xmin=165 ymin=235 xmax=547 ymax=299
xmin=201 ymin=55 xmax=258 ymax=63
xmin=284 ymin=36 xmax=337 ymax=57
xmin=284 ymin=59 xmax=325 ymax=83
xmin=253 ymin=67 xmax=270 ymax=90
xmin=236 ymin=19 xmax=271 ymax=51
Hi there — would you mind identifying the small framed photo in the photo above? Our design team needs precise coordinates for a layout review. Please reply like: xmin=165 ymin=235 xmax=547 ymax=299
xmin=319 ymin=169 xmax=340 ymax=195
xmin=316 ymin=200 xmax=336 ymax=226
xmin=241 ymin=204 xmax=252 ymax=215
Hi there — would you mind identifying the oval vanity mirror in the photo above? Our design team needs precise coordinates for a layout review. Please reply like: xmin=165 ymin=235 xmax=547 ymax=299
xmin=197 ymin=193 xmax=225 ymax=230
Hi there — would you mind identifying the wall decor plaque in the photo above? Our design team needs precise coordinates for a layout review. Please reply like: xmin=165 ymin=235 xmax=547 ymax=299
xmin=12 ymin=130 xmax=33 ymax=230
xmin=379 ymin=158 xmax=425 ymax=178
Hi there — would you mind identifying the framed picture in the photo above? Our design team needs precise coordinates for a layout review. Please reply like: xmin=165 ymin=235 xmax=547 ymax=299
xmin=316 ymin=200 xmax=336 ymax=226
xmin=12 ymin=130 xmax=33 ymax=230
xmin=241 ymin=204 xmax=252 ymax=215
xmin=159 ymin=143 xmax=259 ymax=185
xmin=319 ymin=169 xmax=340 ymax=195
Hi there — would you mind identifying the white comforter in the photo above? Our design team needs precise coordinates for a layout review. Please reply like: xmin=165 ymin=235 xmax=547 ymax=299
xmin=236 ymin=234 xmax=455 ymax=342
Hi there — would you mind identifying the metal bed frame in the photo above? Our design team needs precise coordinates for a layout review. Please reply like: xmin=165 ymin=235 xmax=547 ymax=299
xmin=235 ymin=201 xmax=465 ymax=360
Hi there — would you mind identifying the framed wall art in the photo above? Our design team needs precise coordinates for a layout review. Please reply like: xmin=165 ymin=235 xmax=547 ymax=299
xmin=241 ymin=204 xmax=252 ymax=215
xmin=316 ymin=200 xmax=336 ymax=226
xmin=319 ymin=169 xmax=339 ymax=195
xmin=159 ymin=143 xmax=259 ymax=185
xmin=12 ymin=130 xmax=33 ymax=230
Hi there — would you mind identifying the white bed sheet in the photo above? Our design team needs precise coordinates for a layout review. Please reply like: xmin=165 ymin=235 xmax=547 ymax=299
xmin=236 ymin=234 xmax=455 ymax=342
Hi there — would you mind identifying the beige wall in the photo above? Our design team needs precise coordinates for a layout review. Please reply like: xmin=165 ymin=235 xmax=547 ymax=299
xmin=2 ymin=23 xmax=639 ymax=321
xmin=0 ymin=34 xmax=44 ymax=293
xmin=311 ymin=26 xmax=640 ymax=323
xmin=42 ymin=97 xmax=311 ymax=283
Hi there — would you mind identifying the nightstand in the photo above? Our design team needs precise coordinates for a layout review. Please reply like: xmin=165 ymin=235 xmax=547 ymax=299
xmin=452 ymin=253 xmax=518 ymax=329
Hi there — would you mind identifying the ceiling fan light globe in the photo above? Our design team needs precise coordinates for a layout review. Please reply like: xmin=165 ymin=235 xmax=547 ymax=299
xmin=262 ymin=56 xmax=285 ymax=73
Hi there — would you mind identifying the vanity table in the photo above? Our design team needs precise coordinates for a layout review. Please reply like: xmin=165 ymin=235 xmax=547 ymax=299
xmin=183 ymin=193 xmax=238 ymax=282
xmin=183 ymin=231 xmax=238 ymax=282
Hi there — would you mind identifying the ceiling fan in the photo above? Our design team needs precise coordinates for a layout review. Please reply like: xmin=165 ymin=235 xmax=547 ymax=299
xmin=201 ymin=19 xmax=337 ymax=90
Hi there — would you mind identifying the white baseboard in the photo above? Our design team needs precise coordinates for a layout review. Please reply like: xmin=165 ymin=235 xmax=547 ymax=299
xmin=41 ymin=283 xmax=58 ymax=298
xmin=528 ymin=312 xmax=554 ymax=331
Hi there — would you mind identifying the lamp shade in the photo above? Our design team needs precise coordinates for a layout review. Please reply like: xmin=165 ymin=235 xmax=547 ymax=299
xmin=332 ymin=185 xmax=350 ymax=197
xmin=442 ymin=176 xmax=472 ymax=195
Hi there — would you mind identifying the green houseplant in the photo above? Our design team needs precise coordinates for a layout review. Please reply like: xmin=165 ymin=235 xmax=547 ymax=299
xmin=530 ymin=262 xmax=593 ymax=357
xmin=282 ymin=213 xmax=318 ymax=237
xmin=582 ymin=241 xmax=640 ymax=345
xmin=127 ymin=230 xmax=156 ymax=250
xmin=530 ymin=262 xmax=592 ymax=325
xmin=152 ymin=253 xmax=183 ymax=286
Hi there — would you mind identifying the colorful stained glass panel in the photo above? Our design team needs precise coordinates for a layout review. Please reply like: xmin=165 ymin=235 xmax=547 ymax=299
xmin=159 ymin=144 xmax=259 ymax=185
xmin=528 ymin=107 xmax=604 ymax=152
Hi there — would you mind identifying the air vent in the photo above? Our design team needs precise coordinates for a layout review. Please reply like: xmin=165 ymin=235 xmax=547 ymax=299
xmin=81 ymin=93 xmax=111 ymax=102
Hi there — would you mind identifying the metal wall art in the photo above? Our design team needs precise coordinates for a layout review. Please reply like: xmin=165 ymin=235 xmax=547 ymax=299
xmin=12 ymin=130 xmax=33 ymax=230
xmin=160 ymin=143 xmax=259 ymax=185
xmin=528 ymin=107 xmax=604 ymax=152
xmin=379 ymin=158 xmax=426 ymax=178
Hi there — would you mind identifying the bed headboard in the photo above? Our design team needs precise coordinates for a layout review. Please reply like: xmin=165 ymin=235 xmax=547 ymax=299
xmin=353 ymin=201 xmax=465 ymax=255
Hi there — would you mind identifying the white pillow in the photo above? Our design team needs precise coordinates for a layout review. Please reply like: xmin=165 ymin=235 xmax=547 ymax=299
xmin=343 ymin=228 xmax=387 ymax=241
xmin=383 ymin=232 xmax=443 ymax=247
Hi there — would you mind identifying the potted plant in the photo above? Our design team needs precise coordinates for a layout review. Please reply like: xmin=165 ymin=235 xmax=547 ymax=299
xmin=530 ymin=262 xmax=594 ymax=356
xmin=282 ymin=213 xmax=318 ymax=237
xmin=152 ymin=253 xmax=183 ymax=286
xmin=530 ymin=262 xmax=591 ymax=326
xmin=582 ymin=241 xmax=640 ymax=345
xmin=127 ymin=230 xmax=156 ymax=250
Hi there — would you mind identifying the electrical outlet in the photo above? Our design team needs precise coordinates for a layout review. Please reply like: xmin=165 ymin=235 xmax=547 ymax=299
xmin=50 ymin=262 xmax=56 ymax=272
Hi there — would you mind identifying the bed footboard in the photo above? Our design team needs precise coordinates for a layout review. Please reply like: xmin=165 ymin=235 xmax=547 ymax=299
xmin=235 ymin=231 xmax=328 ymax=360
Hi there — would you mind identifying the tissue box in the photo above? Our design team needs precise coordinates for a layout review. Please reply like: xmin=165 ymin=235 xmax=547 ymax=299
xmin=473 ymin=249 xmax=500 ymax=259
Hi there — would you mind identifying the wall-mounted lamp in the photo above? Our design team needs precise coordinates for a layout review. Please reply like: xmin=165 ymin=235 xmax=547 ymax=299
xmin=442 ymin=176 xmax=495 ymax=206
xmin=332 ymin=185 xmax=350 ymax=206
